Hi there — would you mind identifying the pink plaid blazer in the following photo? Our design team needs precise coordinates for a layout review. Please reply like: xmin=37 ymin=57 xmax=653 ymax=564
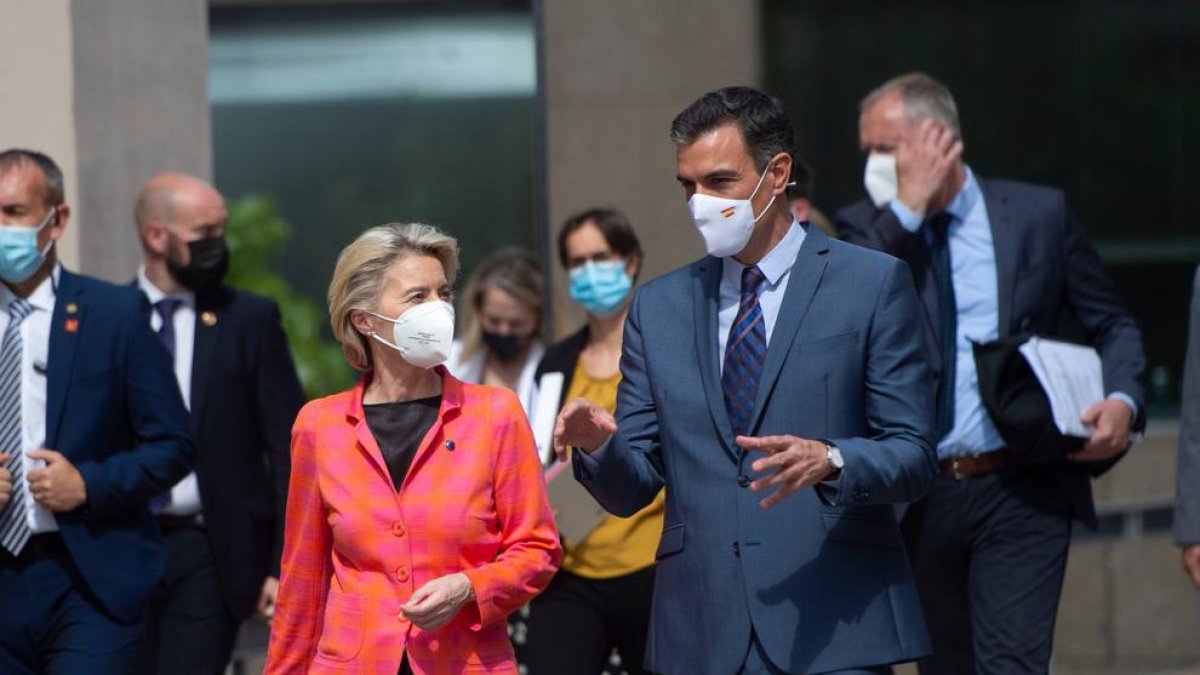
xmin=265 ymin=368 xmax=561 ymax=674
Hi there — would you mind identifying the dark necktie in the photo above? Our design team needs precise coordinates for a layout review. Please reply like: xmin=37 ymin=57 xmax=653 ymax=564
xmin=154 ymin=298 xmax=183 ymax=359
xmin=928 ymin=212 xmax=957 ymax=441
xmin=0 ymin=299 xmax=35 ymax=556
xmin=722 ymin=266 xmax=767 ymax=437
xmin=149 ymin=298 xmax=183 ymax=514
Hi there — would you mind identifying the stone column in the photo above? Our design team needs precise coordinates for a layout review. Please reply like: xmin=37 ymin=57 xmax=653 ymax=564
xmin=538 ymin=0 xmax=761 ymax=335
xmin=0 ymin=0 xmax=211 ymax=281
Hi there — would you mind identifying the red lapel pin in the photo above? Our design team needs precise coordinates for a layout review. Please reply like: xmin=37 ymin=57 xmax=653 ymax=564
xmin=64 ymin=318 xmax=78 ymax=333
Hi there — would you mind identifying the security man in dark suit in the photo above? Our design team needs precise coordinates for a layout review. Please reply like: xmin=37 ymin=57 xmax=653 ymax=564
xmin=134 ymin=172 xmax=305 ymax=674
xmin=836 ymin=73 xmax=1146 ymax=675
xmin=0 ymin=149 xmax=194 ymax=673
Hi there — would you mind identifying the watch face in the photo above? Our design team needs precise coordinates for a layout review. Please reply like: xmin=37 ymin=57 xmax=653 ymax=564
xmin=828 ymin=446 xmax=845 ymax=469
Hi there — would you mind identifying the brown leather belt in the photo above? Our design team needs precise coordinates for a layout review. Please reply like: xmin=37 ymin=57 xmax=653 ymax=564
xmin=938 ymin=449 xmax=1011 ymax=479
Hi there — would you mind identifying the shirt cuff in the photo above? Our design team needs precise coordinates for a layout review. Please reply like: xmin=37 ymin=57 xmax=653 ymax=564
xmin=888 ymin=200 xmax=925 ymax=233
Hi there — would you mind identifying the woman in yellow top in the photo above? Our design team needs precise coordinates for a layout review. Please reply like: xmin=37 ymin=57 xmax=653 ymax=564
xmin=523 ymin=208 xmax=664 ymax=674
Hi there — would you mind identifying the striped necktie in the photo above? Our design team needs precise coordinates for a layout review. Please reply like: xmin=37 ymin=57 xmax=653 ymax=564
xmin=0 ymin=298 xmax=35 ymax=557
xmin=722 ymin=265 xmax=767 ymax=437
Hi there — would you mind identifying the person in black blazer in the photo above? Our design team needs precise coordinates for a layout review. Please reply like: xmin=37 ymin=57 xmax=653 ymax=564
xmin=133 ymin=173 xmax=305 ymax=674
xmin=523 ymin=208 xmax=660 ymax=675
xmin=0 ymin=150 xmax=194 ymax=674
xmin=836 ymin=73 xmax=1146 ymax=675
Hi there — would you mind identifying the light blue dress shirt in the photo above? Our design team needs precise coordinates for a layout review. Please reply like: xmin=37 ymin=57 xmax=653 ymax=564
xmin=718 ymin=219 xmax=807 ymax=369
xmin=889 ymin=166 xmax=1136 ymax=458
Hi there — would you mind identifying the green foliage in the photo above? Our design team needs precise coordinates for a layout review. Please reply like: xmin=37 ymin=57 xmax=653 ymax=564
xmin=224 ymin=195 xmax=355 ymax=398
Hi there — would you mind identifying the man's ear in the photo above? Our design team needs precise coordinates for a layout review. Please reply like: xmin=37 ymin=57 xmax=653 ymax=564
xmin=771 ymin=152 xmax=793 ymax=196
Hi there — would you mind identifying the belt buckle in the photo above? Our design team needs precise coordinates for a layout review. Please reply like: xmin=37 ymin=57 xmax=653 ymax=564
xmin=951 ymin=456 xmax=967 ymax=481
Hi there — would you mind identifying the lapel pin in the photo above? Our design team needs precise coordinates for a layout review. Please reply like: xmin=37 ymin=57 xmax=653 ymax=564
xmin=444 ymin=440 xmax=456 ymax=451
xmin=64 ymin=318 xmax=79 ymax=333
xmin=65 ymin=302 xmax=78 ymax=314
xmin=201 ymin=311 xmax=217 ymax=327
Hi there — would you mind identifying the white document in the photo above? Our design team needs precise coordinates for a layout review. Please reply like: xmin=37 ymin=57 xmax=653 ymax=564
xmin=530 ymin=373 xmax=564 ymax=466
xmin=1017 ymin=337 xmax=1104 ymax=438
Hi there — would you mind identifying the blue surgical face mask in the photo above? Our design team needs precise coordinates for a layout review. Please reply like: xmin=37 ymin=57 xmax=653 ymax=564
xmin=0 ymin=208 xmax=56 ymax=284
xmin=569 ymin=260 xmax=633 ymax=318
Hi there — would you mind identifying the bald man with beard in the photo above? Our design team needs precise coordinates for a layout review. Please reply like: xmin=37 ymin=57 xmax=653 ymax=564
xmin=134 ymin=173 xmax=305 ymax=674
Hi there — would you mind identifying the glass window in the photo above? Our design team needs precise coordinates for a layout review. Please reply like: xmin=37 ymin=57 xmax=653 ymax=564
xmin=209 ymin=3 xmax=537 ymax=305
xmin=764 ymin=0 xmax=1198 ymax=416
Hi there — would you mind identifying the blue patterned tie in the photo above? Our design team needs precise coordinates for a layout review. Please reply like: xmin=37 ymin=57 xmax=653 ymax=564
xmin=0 ymin=299 xmax=35 ymax=557
xmin=722 ymin=266 xmax=767 ymax=437
xmin=928 ymin=212 xmax=957 ymax=441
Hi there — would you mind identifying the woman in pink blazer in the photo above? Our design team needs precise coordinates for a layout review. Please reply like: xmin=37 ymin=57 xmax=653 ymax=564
xmin=266 ymin=223 xmax=561 ymax=675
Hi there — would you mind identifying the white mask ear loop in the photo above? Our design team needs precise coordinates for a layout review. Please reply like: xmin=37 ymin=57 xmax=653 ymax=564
xmin=749 ymin=158 xmax=798 ymax=224
xmin=362 ymin=310 xmax=400 ymax=351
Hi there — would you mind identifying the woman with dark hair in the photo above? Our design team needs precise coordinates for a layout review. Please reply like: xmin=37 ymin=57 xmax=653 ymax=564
xmin=521 ymin=208 xmax=663 ymax=675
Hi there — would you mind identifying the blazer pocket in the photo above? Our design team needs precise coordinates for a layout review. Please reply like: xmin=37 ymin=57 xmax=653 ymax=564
xmin=820 ymin=513 xmax=903 ymax=550
xmin=796 ymin=331 xmax=858 ymax=356
xmin=655 ymin=523 xmax=685 ymax=560
xmin=316 ymin=590 xmax=365 ymax=662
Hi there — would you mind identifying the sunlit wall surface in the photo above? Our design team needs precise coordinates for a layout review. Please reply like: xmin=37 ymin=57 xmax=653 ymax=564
xmin=763 ymin=0 xmax=1198 ymax=416
xmin=209 ymin=3 xmax=537 ymax=303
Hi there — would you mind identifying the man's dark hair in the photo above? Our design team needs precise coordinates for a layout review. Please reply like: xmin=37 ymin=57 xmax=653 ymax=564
xmin=670 ymin=86 xmax=799 ymax=192
xmin=557 ymin=207 xmax=643 ymax=270
xmin=0 ymin=149 xmax=65 ymax=206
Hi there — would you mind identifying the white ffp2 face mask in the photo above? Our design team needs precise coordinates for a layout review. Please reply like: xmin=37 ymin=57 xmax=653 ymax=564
xmin=863 ymin=152 xmax=898 ymax=207
xmin=687 ymin=163 xmax=777 ymax=258
xmin=366 ymin=300 xmax=455 ymax=369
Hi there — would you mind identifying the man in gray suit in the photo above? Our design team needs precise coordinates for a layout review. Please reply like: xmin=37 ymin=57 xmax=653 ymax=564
xmin=554 ymin=86 xmax=936 ymax=675
xmin=1177 ymin=265 xmax=1200 ymax=588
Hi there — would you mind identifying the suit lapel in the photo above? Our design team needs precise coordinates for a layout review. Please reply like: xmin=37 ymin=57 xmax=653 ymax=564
xmin=45 ymin=270 xmax=84 ymax=448
xmin=398 ymin=367 xmax=463 ymax=492
xmin=981 ymin=180 xmax=1018 ymax=337
xmin=692 ymin=257 xmax=738 ymax=463
xmin=189 ymin=291 xmax=221 ymax=437
xmin=746 ymin=228 xmax=829 ymax=435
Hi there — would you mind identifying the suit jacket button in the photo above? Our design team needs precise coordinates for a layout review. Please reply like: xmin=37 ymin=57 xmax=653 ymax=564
xmin=737 ymin=475 xmax=751 ymax=488
xmin=396 ymin=566 xmax=410 ymax=582
xmin=392 ymin=521 xmax=406 ymax=537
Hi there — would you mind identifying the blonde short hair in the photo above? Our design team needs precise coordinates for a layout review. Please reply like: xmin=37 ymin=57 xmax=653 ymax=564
xmin=328 ymin=223 xmax=459 ymax=371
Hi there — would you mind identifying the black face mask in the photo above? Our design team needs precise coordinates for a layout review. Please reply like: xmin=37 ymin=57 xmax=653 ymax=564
xmin=167 ymin=235 xmax=229 ymax=293
xmin=482 ymin=331 xmax=529 ymax=363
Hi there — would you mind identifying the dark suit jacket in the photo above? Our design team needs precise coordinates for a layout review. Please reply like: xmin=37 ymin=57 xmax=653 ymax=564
xmin=836 ymin=177 xmax=1147 ymax=528
xmin=573 ymin=228 xmax=935 ymax=675
xmin=47 ymin=269 xmax=194 ymax=623
xmin=182 ymin=286 xmax=304 ymax=620
xmin=533 ymin=325 xmax=590 ymax=412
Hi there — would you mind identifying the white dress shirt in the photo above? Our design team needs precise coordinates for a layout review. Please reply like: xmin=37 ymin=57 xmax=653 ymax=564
xmin=137 ymin=266 xmax=202 ymax=516
xmin=0 ymin=265 xmax=60 ymax=533
xmin=718 ymin=219 xmax=807 ymax=371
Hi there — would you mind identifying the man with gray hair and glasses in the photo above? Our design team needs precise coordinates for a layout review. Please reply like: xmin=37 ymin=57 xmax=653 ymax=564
xmin=837 ymin=73 xmax=1146 ymax=674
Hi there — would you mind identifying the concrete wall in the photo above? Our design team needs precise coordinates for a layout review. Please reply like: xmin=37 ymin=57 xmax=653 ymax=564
xmin=0 ymin=1 xmax=81 ymax=266
xmin=0 ymin=0 xmax=210 ymax=281
xmin=539 ymin=0 xmax=760 ymax=336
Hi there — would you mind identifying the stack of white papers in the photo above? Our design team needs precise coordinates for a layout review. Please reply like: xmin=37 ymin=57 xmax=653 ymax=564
xmin=1017 ymin=337 xmax=1104 ymax=438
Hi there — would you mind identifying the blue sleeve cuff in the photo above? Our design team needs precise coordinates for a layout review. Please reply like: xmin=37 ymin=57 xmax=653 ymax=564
xmin=888 ymin=200 xmax=925 ymax=232
xmin=570 ymin=437 xmax=611 ymax=481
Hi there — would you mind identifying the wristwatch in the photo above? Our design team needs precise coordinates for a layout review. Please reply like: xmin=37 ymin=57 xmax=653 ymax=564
xmin=825 ymin=443 xmax=845 ymax=477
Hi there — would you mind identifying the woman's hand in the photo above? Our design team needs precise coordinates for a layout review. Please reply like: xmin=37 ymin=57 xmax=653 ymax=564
xmin=400 ymin=573 xmax=476 ymax=630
